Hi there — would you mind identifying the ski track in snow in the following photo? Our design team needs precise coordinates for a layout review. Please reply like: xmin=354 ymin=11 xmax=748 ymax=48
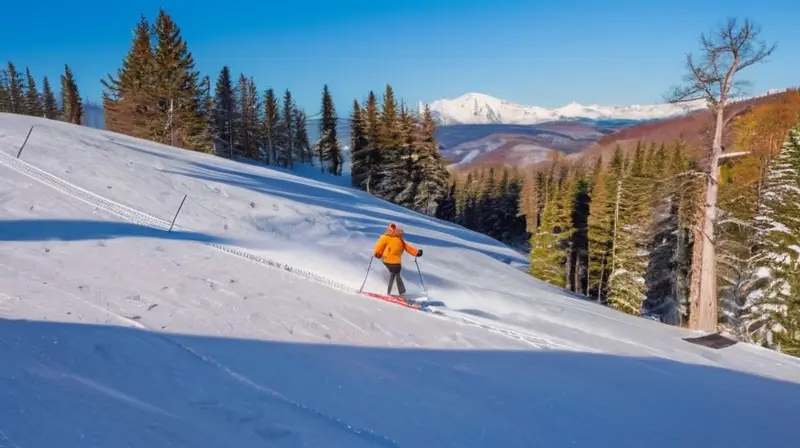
xmin=0 ymin=147 xmax=571 ymax=352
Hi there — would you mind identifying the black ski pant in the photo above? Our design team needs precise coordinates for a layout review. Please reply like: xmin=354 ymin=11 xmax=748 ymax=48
xmin=384 ymin=262 xmax=406 ymax=295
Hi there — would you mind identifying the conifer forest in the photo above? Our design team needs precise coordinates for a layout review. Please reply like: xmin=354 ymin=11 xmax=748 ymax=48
xmin=1 ymin=11 xmax=798 ymax=358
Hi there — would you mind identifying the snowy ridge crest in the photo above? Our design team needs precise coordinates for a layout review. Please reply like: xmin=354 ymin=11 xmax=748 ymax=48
xmin=425 ymin=90 xmax=786 ymax=125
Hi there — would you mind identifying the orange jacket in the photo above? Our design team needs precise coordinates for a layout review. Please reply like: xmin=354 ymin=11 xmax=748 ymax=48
xmin=373 ymin=223 xmax=419 ymax=265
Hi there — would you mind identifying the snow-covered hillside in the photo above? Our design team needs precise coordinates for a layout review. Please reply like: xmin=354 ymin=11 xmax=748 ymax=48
xmin=1 ymin=113 xmax=799 ymax=447
xmin=427 ymin=92 xmax=709 ymax=125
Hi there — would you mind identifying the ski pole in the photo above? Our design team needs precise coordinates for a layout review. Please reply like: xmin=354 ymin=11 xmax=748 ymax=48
xmin=414 ymin=257 xmax=428 ymax=294
xmin=358 ymin=256 xmax=374 ymax=293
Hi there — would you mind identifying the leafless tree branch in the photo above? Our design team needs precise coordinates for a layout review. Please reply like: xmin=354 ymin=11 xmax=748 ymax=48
xmin=663 ymin=18 xmax=777 ymax=110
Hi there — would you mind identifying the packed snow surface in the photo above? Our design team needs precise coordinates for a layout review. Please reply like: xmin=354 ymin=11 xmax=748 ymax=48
xmin=1 ymin=113 xmax=799 ymax=447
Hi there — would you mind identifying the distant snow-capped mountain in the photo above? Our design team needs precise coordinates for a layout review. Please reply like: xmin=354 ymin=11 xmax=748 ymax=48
xmin=425 ymin=92 xmax=707 ymax=125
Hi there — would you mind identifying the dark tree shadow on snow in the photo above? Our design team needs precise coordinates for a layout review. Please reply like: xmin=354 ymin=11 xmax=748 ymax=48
xmin=0 ymin=219 xmax=231 ymax=244
xmin=0 ymin=317 xmax=798 ymax=448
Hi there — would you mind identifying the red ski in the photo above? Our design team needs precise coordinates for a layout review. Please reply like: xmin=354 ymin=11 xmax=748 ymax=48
xmin=359 ymin=291 xmax=424 ymax=310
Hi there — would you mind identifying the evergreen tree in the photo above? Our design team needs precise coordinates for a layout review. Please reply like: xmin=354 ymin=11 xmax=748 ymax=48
xmin=197 ymin=75 xmax=216 ymax=153
xmin=748 ymin=123 xmax=800 ymax=350
xmin=60 ymin=64 xmax=83 ymax=124
xmin=41 ymin=76 xmax=59 ymax=119
xmin=361 ymin=91 xmax=382 ymax=192
xmin=412 ymin=104 xmax=450 ymax=215
xmin=529 ymin=168 xmax=575 ymax=287
xmin=102 ymin=14 xmax=155 ymax=139
xmin=386 ymin=102 xmax=420 ymax=206
xmin=569 ymin=172 xmax=591 ymax=294
xmin=317 ymin=84 xmax=342 ymax=174
xmin=150 ymin=8 xmax=209 ymax=150
xmin=349 ymin=99 xmax=369 ymax=189
xmin=606 ymin=144 xmax=652 ymax=315
xmin=519 ymin=169 xmax=540 ymax=234
xmin=234 ymin=74 xmax=261 ymax=159
xmin=772 ymin=274 xmax=800 ymax=356
xmin=0 ymin=71 xmax=9 ymax=113
xmin=293 ymin=107 xmax=312 ymax=164
xmin=279 ymin=89 xmax=294 ymax=167
xmin=262 ymin=87 xmax=279 ymax=164
xmin=476 ymin=167 xmax=499 ymax=235
xmin=717 ymin=100 xmax=800 ymax=338
xmin=642 ymin=141 xmax=694 ymax=325
xmin=587 ymin=148 xmax=624 ymax=301
xmin=213 ymin=66 xmax=236 ymax=157
xmin=379 ymin=84 xmax=399 ymax=149
xmin=3 ymin=62 xmax=24 ymax=114
xmin=24 ymin=67 xmax=43 ymax=117
xmin=435 ymin=180 xmax=458 ymax=222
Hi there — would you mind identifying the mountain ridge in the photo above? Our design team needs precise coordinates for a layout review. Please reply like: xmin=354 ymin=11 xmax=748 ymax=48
xmin=424 ymin=92 xmax=707 ymax=126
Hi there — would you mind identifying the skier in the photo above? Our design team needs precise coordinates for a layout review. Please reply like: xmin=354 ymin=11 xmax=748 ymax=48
xmin=373 ymin=222 xmax=423 ymax=296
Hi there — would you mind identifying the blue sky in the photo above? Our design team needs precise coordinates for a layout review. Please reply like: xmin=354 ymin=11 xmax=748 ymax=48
xmin=3 ymin=0 xmax=797 ymax=115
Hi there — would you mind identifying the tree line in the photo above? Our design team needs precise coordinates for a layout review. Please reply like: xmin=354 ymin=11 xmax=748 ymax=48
xmin=348 ymin=85 xmax=450 ymax=214
xmin=101 ymin=8 xmax=452 ymax=214
xmin=0 ymin=61 xmax=84 ymax=124
xmin=430 ymin=18 xmax=800 ymax=358
xmin=100 ymin=9 xmax=347 ymax=173
xmin=438 ymin=100 xmax=800 ymax=357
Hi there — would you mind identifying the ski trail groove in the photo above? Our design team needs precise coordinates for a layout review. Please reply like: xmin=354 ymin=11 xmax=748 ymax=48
xmin=0 ymin=149 xmax=565 ymax=351
xmin=154 ymin=334 xmax=400 ymax=448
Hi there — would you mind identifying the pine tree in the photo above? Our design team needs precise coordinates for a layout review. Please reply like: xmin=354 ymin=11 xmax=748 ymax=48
xmin=569 ymin=171 xmax=591 ymax=294
xmin=529 ymin=168 xmax=575 ymax=287
xmin=317 ymin=84 xmax=342 ymax=174
xmin=0 ymin=71 xmax=9 ymax=113
xmin=349 ymin=99 xmax=370 ymax=189
xmin=435 ymin=180 xmax=458 ymax=222
xmin=717 ymin=99 xmax=800 ymax=337
xmin=772 ymin=274 xmax=800 ymax=356
xmin=213 ymin=66 xmax=237 ymax=157
xmin=361 ymin=91 xmax=382 ymax=192
xmin=197 ymin=75 xmax=216 ymax=153
xmin=476 ymin=167 xmax=499 ymax=235
xmin=279 ymin=89 xmax=294 ymax=167
xmin=3 ymin=62 xmax=24 ymax=114
xmin=23 ymin=67 xmax=42 ymax=117
xmin=60 ymin=64 xmax=83 ymax=124
xmin=748 ymin=123 xmax=800 ymax=349
xmin=234 ymin=74 xmax=261 ymax=159
xmin=606 ymin=144 xmax=654 ymax=315
xmin=262 ymin=88 xmax=279 ymax=165
xmin=412 ymin=104 xmax=450 ymax=215
xmin=293 ymin=107 xmax=312 ymax=164
xmin=379 ymin=84 xmax=399 ymax=149
xmin=41 ymin=76 xmax=59 ymax=119
xmin=519 ymin=169 xmax=540 ymax=234
xmin=642 ymin=141 xmax=694 ymax=325
xmin=102 ymin=14 xmax=155 ymax=138
xmin=587 ymin=148 xmax=624 ymax=301
xmin=150 ymin=8 xmax=209 ymax=150
xmin=387 ymin=102 xmax=420 ymax=206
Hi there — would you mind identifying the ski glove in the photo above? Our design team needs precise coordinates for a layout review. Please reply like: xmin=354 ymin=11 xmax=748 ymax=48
xmin=374 ymin=253 xmax=382 ymax=259
xmin=417 ymin=249 xmax=423 ymax=257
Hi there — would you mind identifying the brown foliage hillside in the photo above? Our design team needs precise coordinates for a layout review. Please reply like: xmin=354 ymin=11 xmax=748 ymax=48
xmin=576 ymin=89 xmax=800 ymax=163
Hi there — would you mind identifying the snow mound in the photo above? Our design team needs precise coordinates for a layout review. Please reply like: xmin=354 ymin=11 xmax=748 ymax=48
xmin=1 ymin=112 xmax=799 ymax=447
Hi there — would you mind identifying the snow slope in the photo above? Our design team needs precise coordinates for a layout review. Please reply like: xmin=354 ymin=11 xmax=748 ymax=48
xmin=427 ymin=92 xmax=707 ymax=125
xmin=1 ymin=112 xmax=800 ymax=447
